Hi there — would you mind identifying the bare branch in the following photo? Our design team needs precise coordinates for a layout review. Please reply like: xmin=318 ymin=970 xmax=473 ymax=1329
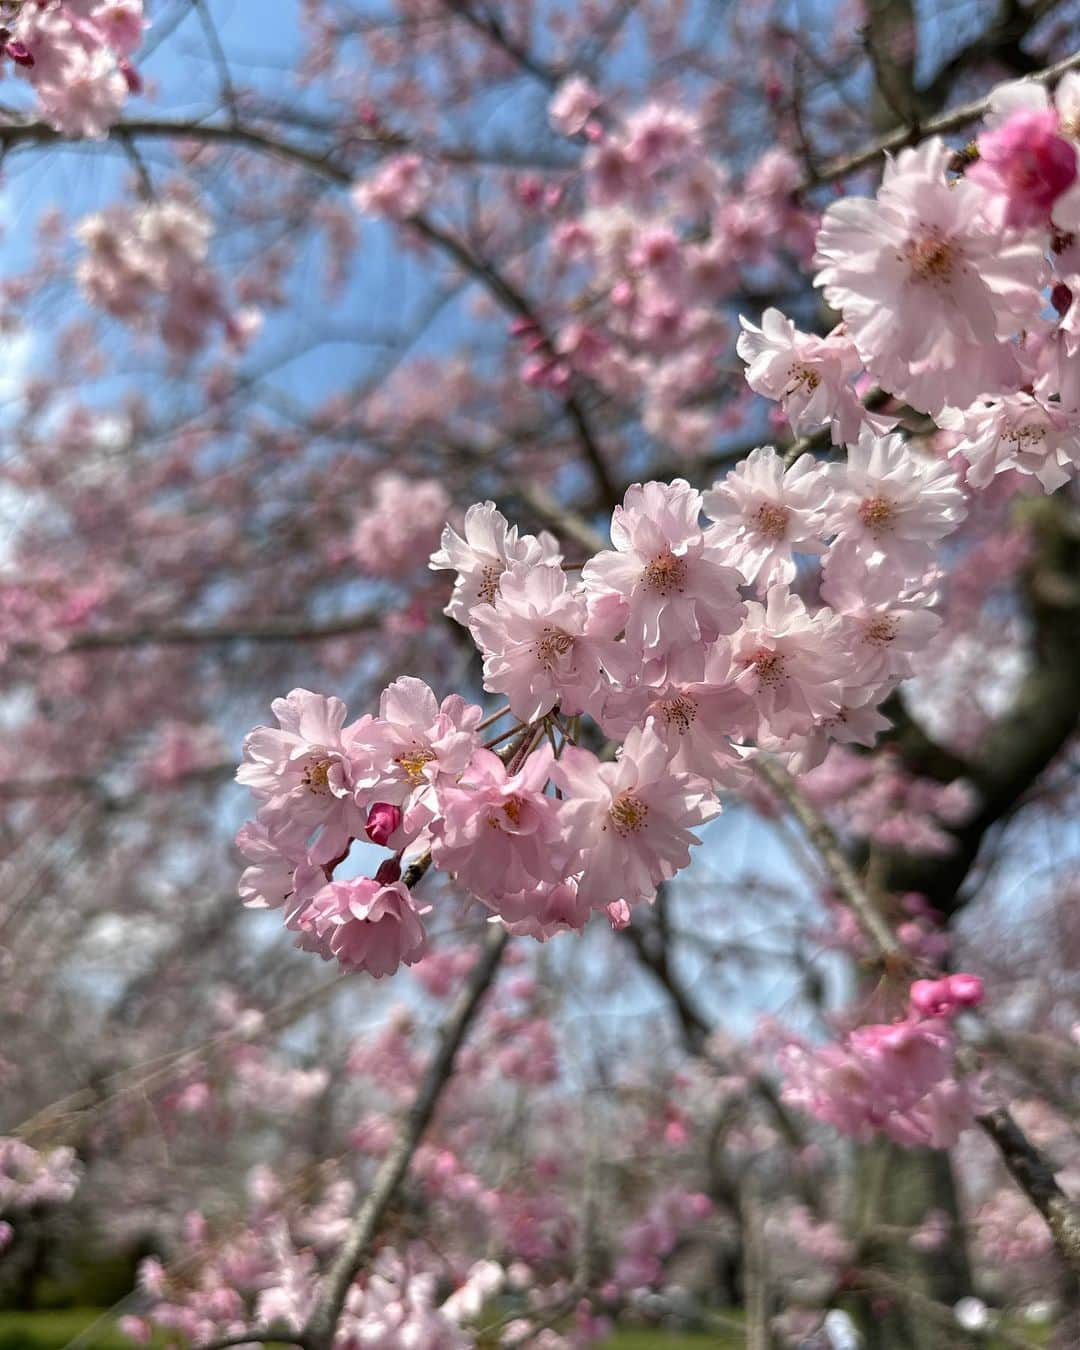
xmin=753 ymin=756 xmax=905 ymax=963
xmin=302 ymin=924 xmax=508 ymax=1350
xmin=975 ymin=1105 xmax=1080 ymax=1274
xmin=810 ymin=45 xmax=1080 ymax=185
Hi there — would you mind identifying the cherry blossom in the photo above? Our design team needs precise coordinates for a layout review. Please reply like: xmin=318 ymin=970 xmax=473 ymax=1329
xmin=702 ymin=445 xmax=832 ymax=587
xmin=581 ymin=479 xmax=745 ymax=659
xmin=814 ymin=137 xmax=1048 ymax=414
xmin=550 ymin=723 xmax=720 ymax=909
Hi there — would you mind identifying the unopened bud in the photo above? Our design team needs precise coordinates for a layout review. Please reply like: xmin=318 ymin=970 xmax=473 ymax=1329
xmin=366 ymin=801 xmax=402 ymax=847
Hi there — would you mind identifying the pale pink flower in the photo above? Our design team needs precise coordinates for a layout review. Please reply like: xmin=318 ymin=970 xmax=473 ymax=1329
xmin=814 ymin=137 xmax=1048 ymax=414
xmin=940 ymin=393 xmax=1080 ymax=493
xmin=300 ymin=878 xmax=428 ymax=977
xmin=468 ymin=562 xmax=619 ymax=722
xmin=429 ymin=501 xmax=561 ymax=625
xmin=970 ymin=108 xmax=1077 ymax=228
xmin=352 ymin=677 xmax=482 ymax=818
xmin=598 ymin=647 xmax=753 ymax=784
xmin=718 ymin=585 xmax=844 ymax=740
xmin=702 ymin=445 xmax=831 ymax=587
xmin=236 ymin=689 xmax=368 ymax=858
xmin=550 ymin=724 xmax=719 ymax=908
xmin=431 ymin=744 xmax=566 ymax=900
xmin=823 ymin=429 xmax=967 ymax=580
xmin=236 ymin=819 xmax=313 ymax=911
xmin=351 ymin=154 xmax=432 ymax=220
xmin=820 ymin=564 xmax=942 ymax=687
xmin=548 ymin=76 xmax=602 ymax=136
xmin=582 ymin=479 xmax=745 ymax=658
xmin=352 ymin=473 xmax=450 ymax=577
xmin=621 ymin=103 xmax=703 ymax=172
xmin=90 ymin=2 xmax=147 ymax=57
xmin=736 ymin=309 xmax=893 ymax=447
xmin=487 ymin=878 xmax=593 ymax=941
xmin=35 ymin=47 xmax=127 ymax=139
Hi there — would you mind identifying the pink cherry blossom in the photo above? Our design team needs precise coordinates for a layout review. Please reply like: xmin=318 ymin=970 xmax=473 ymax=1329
xmin=431 ymin=744 xmax=567 ymax=901
xmin=970 ymin=108 xmax=1077 ymax=228
xmin=814 ymin=137 xmax=1048 ymax=414
xmin=299 ymin=878 xmax=428 ymax=977
xmin=702 ymin=445 xmax=832 ymax=587
xmin=548 ymin=76 xmax=602 ymax=135
xmin=823 ymin=428 xmax=967 ymax=579
xmin=737 ymin=309 xmax=894 ymax=447
xmin=718 ymin=585 xmax=843 ymax=740
xmin=941 ymin=393 xmax=1080 ymax=493
xmin=352 ymin=473 xmax=450 ymax=577
xmin=550 ymin=723 xmax=719 ymax=909
xmin=352 ymin=676 xmax=482 ymax=809
xmin=468 ymin=562 xmax=618 ymax=722
xmin=429 ymin=501 xmax=562 ymax=625
xmin=236 ymin=688 xmax=368 ymax=860
xmin=582 ymin=479 xmax=745 ymax=659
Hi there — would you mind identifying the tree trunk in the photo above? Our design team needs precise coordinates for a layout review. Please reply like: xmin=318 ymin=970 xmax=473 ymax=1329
xmin=848 ymin=1141 xmax=977 ymax=1350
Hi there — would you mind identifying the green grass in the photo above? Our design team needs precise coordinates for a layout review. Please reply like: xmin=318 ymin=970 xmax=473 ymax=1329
xmin=0 ymin=1311 xmax=297 ymax=1350
xmin=601 ymin=1333 xmax=740 ymax=1348
xmin=0 ymin=1309 xmax=135 ymax=1350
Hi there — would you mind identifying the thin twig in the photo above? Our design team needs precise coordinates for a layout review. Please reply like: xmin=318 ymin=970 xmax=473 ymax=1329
xmin=754 ymin=756 xmax=904 ymax=962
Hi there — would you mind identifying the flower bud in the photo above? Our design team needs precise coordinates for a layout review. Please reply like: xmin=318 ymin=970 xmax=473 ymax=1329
xmin=366 ymin=801 xmax=402 ymax=847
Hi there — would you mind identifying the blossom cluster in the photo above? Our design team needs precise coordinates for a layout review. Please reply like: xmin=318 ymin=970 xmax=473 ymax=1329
xmin=777 ymin=974 xmax=985 ymax=1147
xmin=122 ymin=1185 xmax=507 ymax=1350
xmin=236 ymin=436 xmax=964 ymax=977
xmin=0 ymin=1136 xmax=81 ymax=1251
xmin=4 ymin=0 xmax=145 ymax=138
xmin=75 ymin=195 xmax=260 ymax=357
xmin=778 ymin=76 xmax=1080 ymax=496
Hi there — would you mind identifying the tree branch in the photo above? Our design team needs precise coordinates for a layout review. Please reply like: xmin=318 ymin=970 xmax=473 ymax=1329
xmin=302 ymin=923 xmax=508 ymax=1350
xmin=810 ymin=44 xmax=1080 ymax=184
xmin=975 ymin=1105 xmax=1080 ymax=1274
xmin=753 ymin=756 xmax=906 ymax=963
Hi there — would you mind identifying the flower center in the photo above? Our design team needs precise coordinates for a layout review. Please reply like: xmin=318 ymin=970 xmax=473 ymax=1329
xmin=858 ymin=495 xmax=895 ymax=532
xmin=643 ymin=550 xmax=686 ymax=595
xmin=608 ymin=790 xmax=649 ymax=836
xmin=864 ymin=615 xmax=898 ymax=645
xmin=750 ymin=647 xmax=786 ymax=687
xmin=535 ymin=627 xmax=574 ymax=666
xmin=303 ymin=759 xmax=333 ymax=793
xmin=488 ymin=795 xmax=524 ymax=832
xmin=1004 ymin=425 xmax=1047 ymax=450
xmin=752 ymin=501 xmax=790 ymax=540
xmin=395 ymin=746 xmax=436 ymax=784
xmin=786 ymin=362 xmax=821 ymax=394
xmin=905 ymin=233 xmax=954 ymax=283
xmin=656 ymin=693 xmax=697 ymax=733
xmin=477 ymin=564 xmax=503 ymax=605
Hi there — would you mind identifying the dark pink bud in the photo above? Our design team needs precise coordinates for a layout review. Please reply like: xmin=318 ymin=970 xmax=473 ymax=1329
xmin=5 ymin=41 xmax=34 ymax=68
xmin=946 ymin=973 xmax=984 ymax=1008
xmin=374 ymin=857 xmax=402 ymax=885
xmin=119 ymin=58 xmax=142 ymax=93
xmin=1053 ymin=281 xmax=1073 ymax=316
xmin=909 ymin=978 xmax=952 ymax=1018
xmin=365 ymin=801 xmax=402 ymax=847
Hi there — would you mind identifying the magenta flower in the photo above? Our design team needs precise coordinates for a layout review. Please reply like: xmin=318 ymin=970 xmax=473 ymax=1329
xmin=971 ymin=108 xmax=1077 ymax=228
